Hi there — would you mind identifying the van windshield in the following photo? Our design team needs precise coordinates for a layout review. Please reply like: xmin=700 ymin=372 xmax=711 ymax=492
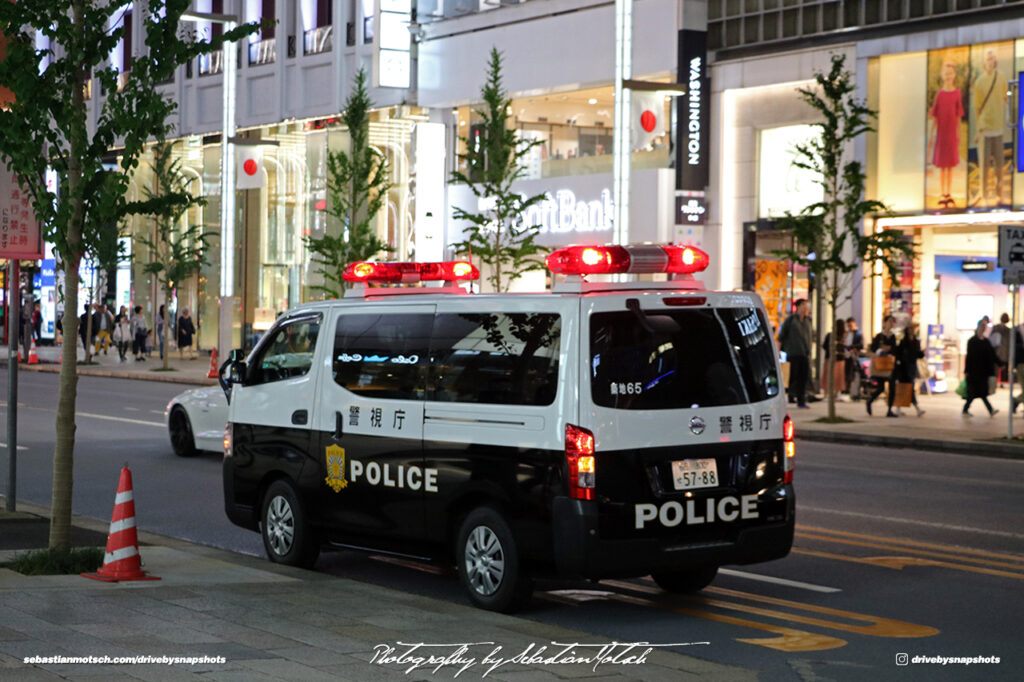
xmin=590 ymin=307 xmax=780 ymax=409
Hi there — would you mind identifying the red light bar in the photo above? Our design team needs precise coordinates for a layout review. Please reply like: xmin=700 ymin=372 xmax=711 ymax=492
xmin=342 ymin=261 xmax=479 ymax=284
xmin=546 ymin=244 xmax=709 ymax=276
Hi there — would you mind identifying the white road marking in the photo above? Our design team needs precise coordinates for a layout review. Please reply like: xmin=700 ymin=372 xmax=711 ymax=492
xmin=77 ymin=412 xmax=164 ymax=428
xmin=123 ymin=407 xmax=140 ymax=412
xmin=150 ymin=410 xmax=165 ymax=415
xmin=800 ymin=505 xmax=1024 ymax=540
xmin=0 ymin=443 xmax=29 ymax=451
xmin=716 ymin=568 xmax=841 ymax=593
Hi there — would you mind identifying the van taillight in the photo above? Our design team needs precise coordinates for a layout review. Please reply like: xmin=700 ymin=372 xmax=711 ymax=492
xmin=223 ymin=424 xmax=233 ymax=459
xmin=783 ymin=414 xmax=795 ymax=483
xmin=565 ymin=424 xmax=595 ymax=500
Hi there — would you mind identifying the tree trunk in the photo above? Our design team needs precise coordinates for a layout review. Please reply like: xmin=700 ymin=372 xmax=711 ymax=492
xmin=50 ymin=1 xmax=87 ymax=551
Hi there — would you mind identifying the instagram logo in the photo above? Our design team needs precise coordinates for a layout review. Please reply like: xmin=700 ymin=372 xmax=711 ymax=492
xmin=896 ymin=653 xmax=909 ymax=666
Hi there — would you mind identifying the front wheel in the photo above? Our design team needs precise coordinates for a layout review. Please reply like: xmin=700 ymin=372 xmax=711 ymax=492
xmin=651 ymin=565 xmax=718 ymax=593
xmin=260 ymin=480 xmax=319 ymax=568
xmin=456 ymin=507 xmax=532 ymax=613
xmin=168 ymin=407 xmax=196 ymax=458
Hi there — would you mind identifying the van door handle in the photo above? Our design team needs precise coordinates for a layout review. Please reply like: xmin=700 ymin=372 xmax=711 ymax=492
xmin=334 ymin=411 xmax=344 ymax=440
xmin=291 ymin=409 xmax=308 ymax=425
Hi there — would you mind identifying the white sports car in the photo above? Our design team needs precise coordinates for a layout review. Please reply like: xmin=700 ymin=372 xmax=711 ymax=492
xmin=166 ymin=385 xmax=228 ymax=457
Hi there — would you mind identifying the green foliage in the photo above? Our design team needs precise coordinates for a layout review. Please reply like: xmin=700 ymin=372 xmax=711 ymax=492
xmin=0 ymin=0 xmax=258 ymax=552
xmin=4 ymin=547 xmax=104 ymax=576
xmin=305 ymin=68 xmax=392 ymax=298
xmin=450 ymin=48 xmax=547 ymax=292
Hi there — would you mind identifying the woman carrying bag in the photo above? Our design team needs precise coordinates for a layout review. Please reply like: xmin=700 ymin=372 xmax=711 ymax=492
xmin=866 ymin=315 xmax=898 ymax=416
xmin=822 ymin=319 xmax=848 ymax=399
xmin=890 ymin=322 xmax=926 ymax=417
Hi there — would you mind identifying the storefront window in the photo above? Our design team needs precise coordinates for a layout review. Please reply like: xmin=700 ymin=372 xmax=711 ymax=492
xmin=454 ymin=85 xmax=672 ymax=181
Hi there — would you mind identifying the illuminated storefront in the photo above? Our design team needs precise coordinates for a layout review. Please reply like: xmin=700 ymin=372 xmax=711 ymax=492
xmin=120 ymin=107 xmax=429 ymax=352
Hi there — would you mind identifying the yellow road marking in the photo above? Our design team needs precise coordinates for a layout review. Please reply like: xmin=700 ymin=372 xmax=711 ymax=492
xmin=796 ymin=531 xmax=1024 ymax=573
xmin=606 ymin=580 xmax=937 ymax=640
xmin=793 ymin=547 xmax=1024 ymax=580
xmin=797 ymin=525 xmax=1024 ymax=563
xmin=598 ymin=589 xmax=848 ymax=652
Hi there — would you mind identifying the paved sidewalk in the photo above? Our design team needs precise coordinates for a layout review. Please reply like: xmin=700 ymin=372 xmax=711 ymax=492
xmin=790 ymin=383 xmax=1024 ymax=457
xmin=3 ymin=344 xmax=217 ymax=386
xmin=0 ymin=500 xmax=752 ymax=682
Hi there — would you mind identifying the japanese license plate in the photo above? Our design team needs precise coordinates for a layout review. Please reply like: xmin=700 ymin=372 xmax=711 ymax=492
xmin=672 ymin=458 xmax=719 ymax=491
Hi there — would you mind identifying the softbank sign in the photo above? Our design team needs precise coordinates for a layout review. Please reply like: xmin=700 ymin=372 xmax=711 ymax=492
xmin=477 ymin=188 xmax=613 ymax=234
xmin=525 ymin=189 xmax=614 ymax=234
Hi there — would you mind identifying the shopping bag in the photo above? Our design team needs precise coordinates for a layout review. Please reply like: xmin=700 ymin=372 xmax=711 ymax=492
xmin=893 ymin=382 xmax=913 ymax=408
xmin=988 ymin=375 xmax=997 ymax=395
xmin=871 ymin=355 xmax=894 ymax=378
xmin=955 ymin=379 xmax=967 ymax=398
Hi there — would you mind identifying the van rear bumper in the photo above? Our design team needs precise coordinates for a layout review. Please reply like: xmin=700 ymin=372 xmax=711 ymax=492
xmin=551 ymin=491 xmax=795 ymax=579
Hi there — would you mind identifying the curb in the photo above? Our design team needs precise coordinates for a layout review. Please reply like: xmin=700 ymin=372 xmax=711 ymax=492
xmin=797 ymin=430 xmax=1024 ymax=459
xmin=7 ymin=362 xmax=216 ymax=387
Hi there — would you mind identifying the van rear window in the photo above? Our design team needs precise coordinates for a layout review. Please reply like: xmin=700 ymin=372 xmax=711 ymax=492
xmin=590 ymin=307 xmax=779 ymax=409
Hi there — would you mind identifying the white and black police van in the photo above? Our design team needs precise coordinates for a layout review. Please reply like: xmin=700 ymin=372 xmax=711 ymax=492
xmin=221 ymin=244 xmax=795 ymax=612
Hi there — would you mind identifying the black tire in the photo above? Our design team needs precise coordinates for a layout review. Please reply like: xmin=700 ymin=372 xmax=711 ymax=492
xmin=260 ymin=480 xmax=320 ymax=568
xmin=651 ymin=565 xmax=718 ymax=593
xmin=168 ymin=407 xmax=197 ymax=458
xmin=456 ymin=507 xmax=532 ymax=613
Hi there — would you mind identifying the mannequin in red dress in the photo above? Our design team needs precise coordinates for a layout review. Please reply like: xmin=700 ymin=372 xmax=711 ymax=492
xmin=928 ymin=60 xmax=964 ymax=208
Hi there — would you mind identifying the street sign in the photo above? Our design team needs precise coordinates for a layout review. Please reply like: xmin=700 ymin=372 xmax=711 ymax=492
xmin=1002 ymin=269 xmax=1024 ymax=285
xmin=997 ymin=224 xmax=1024 ymax=274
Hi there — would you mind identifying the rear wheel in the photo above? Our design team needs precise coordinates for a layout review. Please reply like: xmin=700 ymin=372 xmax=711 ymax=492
xmin=457 ymin=507 xmax=532 ymax=613
xmin=168 ymin=407 xmax=196 ymax=458
xmin=651 ymin=566 xmax=718 ymax=593
xmin=260 ymin=480 xmax=320 ymax=568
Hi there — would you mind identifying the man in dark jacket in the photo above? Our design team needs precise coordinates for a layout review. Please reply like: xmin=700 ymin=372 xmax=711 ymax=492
xmin=777 ymin=299 xmax=813 ymax=408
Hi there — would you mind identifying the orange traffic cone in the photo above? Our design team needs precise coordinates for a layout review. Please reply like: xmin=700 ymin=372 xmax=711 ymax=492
xmin=82 ymin=467 xmax=161 ymax=582
xmin=27 ymin=338 xmax=39 ymax=365
xmin=207 ymin=347 xmax=219 ymax=379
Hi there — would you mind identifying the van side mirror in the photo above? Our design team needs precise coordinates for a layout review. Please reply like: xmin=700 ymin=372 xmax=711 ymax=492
xmin=219 ymin=349 xmax=247 ymax=403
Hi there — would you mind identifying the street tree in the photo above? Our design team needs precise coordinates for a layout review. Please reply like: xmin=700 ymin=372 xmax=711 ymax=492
xmin=305 ymin=68 xmax=392 ymax=298
xmin=0 ymin=0 xmax=257 ymax=550
xmin=450 ymin=48 xmax=547 ymax=293
xmin=773 ymin=53 xmax=914 ymax=421
xmin=136 ymin=141 xmax=211 ymax=371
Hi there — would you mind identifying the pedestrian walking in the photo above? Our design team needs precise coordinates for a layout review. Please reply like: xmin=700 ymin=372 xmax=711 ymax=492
xmin=822 ymin=318 xmax=847 ymax=400
xmin=866 ymin=315 xmax=898 ymax=416
xmin=130 ymin=306 xmax=148 ymax=362
xmin=843 ymin=317 xmax=864 ymax=399
xmin=177 ymin=307 xmax=196 ymax=360
xmin=777 ymin=299 xmax=813 ymax=408
xmin=78 ymin=304 xmax=92 ymax=353
xmin=112 ymin=313 xmax=131 ymax=362
xmin=890 ymin=321 xmax=926 ymax=417
xmin=990 ymin=312 xmax=1011 ymax=387
xmin=93 ymin=303 xmax=114 ymax=355
xmin=31 ymin=301 xmax=42 ymax=343
xmin=963 ymin=318 xmax=998 ymax=417
xmin=157 ymin=304 xmax=166 ymax=360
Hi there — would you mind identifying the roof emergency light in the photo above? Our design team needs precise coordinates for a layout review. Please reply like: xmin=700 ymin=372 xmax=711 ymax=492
xmin=546 ymin=244 xmax=710 ymax=277
xmin=342 ymin=260 xmax=479 ymax=284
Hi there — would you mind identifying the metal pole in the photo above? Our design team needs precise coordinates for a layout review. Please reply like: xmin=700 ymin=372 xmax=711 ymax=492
xmin=1010 ymin=283 xmax=1017 ymax=440
xmin=218 ymin=18 xmax=238 ymax=364
xmin=612 ymin=0 xmax=632 ymax=246
xmin=6 ymin=260 xmax=18 ymax=511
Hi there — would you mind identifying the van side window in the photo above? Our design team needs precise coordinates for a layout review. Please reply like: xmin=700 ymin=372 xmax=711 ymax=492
xmin=248 ymin=316 xmax=322 ymax=386
xmin=429 ymin=313 xmax=561 ymax=406
xmin=333 ymin=313 xmax=433 ymax=399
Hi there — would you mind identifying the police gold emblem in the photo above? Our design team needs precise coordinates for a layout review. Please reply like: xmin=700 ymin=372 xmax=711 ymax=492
xmin=325 ymin=444 xmax=348 ymax=492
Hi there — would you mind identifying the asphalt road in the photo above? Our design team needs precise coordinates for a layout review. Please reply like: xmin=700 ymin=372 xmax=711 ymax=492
xmin=2 ymin=371 xmax=1023 ymax=681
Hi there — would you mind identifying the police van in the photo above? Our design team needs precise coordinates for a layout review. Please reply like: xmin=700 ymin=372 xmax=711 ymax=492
xmin=221 ymin=244 xmax=795 ymax=612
